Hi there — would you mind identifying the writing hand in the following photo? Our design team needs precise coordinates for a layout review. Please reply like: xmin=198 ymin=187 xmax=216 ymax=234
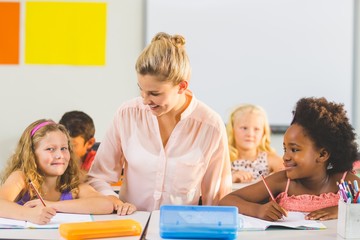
xmin=257 ymin=201 xmax=287 ymax=221
xmin=305 ymin=206 xmax=338 ymax=221
xmin=26 ymin=205 xmax=56 ymax=225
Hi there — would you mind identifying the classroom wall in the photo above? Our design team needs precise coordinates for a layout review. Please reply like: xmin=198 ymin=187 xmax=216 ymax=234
xmin=0 ymin=0 xmax=359 ymax=170
xmin=146 ymin=0 xmax=355 ymax=128
xmin=0 ymin=0 xmax=144 ymax=170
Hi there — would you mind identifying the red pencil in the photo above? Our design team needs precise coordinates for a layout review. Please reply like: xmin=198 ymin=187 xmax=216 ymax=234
xmin=28 ymin=180 xmax=46 ymax=207
xmin=259 ymin=171 xmax=287 ymax=219
xmin=354 ymin=192 xmax=359 ymax=203
xmin=259 ymin=171 xmax=275 ymax=201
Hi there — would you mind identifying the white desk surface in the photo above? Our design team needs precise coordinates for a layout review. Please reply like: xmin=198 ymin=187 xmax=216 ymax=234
xmin=145 ymin=210 xmax=352 ymax=240
xmin=0 ymin=211 xmax=150 ymax=240
xmin=1 ymin=208 xmax=357 ymax=240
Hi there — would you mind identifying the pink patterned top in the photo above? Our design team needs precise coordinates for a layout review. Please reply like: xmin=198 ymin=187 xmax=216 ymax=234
xmin=231 ymin=152 xmax=269 ymax=181
xmin=275 ymin=172 xmax=347 ymax=212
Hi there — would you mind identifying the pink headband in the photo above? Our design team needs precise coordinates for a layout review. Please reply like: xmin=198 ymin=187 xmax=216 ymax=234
xmin=30 ymin=121 xmax=55 ymax=137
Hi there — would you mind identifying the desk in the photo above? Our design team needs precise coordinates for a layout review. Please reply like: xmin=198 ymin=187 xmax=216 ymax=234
xmin=2 ymin=210 xmax=358 ymax=240
xmin=0 ymin=211 xmax=150 ymax=240
xmin=145 ymin=210 xmax=354 ymax=240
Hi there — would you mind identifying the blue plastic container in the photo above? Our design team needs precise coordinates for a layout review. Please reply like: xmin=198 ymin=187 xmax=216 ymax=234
xmin=159 ymin=205 xmax=238 ymax=239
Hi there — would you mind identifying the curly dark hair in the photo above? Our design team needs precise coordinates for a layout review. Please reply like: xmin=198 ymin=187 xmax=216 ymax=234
xmin=291 ymin=97 xmax=358 ymax=173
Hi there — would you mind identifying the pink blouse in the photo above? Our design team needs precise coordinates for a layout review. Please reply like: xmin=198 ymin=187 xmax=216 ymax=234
xmin=87 ymin=91 xmax=232 ymax=211
xmin=275 ymin=173 xmax=347 ymax=212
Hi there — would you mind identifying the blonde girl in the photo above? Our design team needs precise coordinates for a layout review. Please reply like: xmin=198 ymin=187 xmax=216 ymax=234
xmin=0 ymin=119 xmax=128 ymax=225
xmin=227 ymin=104 xmax=283 ymax=183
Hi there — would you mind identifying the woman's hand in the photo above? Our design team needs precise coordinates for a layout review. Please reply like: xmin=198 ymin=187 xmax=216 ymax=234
xmin=115 ymin=202 xmax=137 ymax=216
xmin=232 ymin=170 xmax=253 ymax=183
xmin=107 ymin=195 xmax=137 ymax=216
xmin=305 ymin=206 xmax=338 ymax=221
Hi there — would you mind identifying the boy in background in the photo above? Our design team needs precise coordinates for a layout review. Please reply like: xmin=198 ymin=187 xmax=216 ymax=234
xmin=59 ymin=110 xmax=97 ymax=172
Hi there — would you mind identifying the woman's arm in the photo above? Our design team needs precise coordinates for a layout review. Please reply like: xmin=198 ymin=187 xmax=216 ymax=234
xmin=87 ymin=112 xmax=125 ymax=196
xmin=201 ymin=127 xmax=232 ymax=205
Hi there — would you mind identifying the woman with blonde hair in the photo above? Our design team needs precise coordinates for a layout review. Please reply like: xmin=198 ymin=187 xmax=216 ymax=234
xmin=227 ymin=104 xmax=283 ymax=183
xmin=87 ymin=32 xmax=232 ymax=212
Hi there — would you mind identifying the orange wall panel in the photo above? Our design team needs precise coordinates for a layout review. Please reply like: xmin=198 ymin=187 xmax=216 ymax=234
xmin=0 ymin=2 xmax=20 ymax=64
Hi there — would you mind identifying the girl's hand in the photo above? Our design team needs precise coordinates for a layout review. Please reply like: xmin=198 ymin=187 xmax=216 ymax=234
xmin=257 ymin=201 xmax=287 ymax=221
xmin=305 ymin=206 xmax=338 ymax=221
xmin=26 ymin=205 xmax=56 ymax=225
xmin=232 ymin=170 xmax=253 ymax=183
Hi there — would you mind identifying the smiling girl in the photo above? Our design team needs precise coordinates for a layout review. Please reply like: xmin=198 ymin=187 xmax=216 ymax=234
xmin=219 ymin=97 xmax=360 ymax=221
xmin=226 ymin=104 xmax=283 ymax=183
xmin=0 ymin=119 xmax=117 ymax=225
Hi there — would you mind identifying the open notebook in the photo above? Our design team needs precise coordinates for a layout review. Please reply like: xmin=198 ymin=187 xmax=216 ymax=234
xmin=0 ymin=213 xmax=92 ymax=229
xmin=238 ymin=211 xmax=327 ymax=231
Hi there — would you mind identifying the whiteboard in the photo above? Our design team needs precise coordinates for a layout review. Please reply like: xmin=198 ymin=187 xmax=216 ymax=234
xmin=146 ymin=0 xmax=354 ymax=128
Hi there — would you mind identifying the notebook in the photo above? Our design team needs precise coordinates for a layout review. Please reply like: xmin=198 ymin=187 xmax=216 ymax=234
xmin=238 ymin=211 xmax=327 ymax=231
xmin=0 ymin=213 xmax=92 ymax=229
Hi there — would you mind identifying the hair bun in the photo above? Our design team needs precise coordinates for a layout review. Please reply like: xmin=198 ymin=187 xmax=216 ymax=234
xmin=152 ymin=32 xmax=185 ymax=48
xmin=171 ymin=35 xmax=185 ymax=47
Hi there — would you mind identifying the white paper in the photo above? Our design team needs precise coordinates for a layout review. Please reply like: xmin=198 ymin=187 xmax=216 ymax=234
xmin=0 ymin=213 xmax=92 ymax=229
xmin=238 ymin=211 xmax=327 ymax=231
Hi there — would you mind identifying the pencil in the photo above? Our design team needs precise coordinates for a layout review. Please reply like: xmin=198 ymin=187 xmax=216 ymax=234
xmin=28 ymin=180 xmax=46 ymax=207
xmin=259 ymin=171 xmax=275 ymax=201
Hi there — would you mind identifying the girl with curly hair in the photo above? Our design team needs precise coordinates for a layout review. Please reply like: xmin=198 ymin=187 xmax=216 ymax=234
xmin=0 ymin=119 xmax=115 ymax=225
xmin=220 ymin=97 xmax=360 ymax=221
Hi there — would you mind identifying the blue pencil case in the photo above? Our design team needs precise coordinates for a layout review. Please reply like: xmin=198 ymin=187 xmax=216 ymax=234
xmin=159 ymin=205 xmax=238 ymax=239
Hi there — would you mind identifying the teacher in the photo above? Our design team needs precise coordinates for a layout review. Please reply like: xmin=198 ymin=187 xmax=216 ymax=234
xmin=87 ymin=32 xmax=232 ymax=213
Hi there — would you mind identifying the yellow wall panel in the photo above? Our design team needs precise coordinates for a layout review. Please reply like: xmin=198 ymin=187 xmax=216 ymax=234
xmin=25 ymin=2 xmax=106 ymax=65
